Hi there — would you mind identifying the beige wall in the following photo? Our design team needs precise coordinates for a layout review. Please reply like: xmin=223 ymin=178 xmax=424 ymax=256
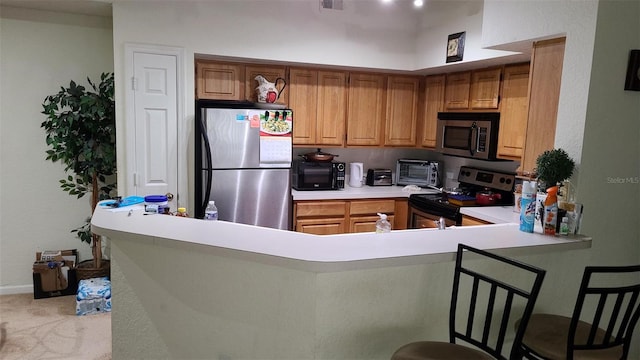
xmin=0 ymin=6 xmax=113 ymax=292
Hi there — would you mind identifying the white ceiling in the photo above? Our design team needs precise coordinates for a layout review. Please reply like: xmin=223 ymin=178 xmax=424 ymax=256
xmin=0 ymin=0 xmax=112 ymax=17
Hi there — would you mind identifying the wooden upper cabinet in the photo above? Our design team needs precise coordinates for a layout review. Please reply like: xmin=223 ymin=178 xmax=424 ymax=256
xmin=316 ymin=71 xmax=347 ymax=146
xmin=470 ymin=67 xmax=502 ymax=109
xmin=520 ymin=37 xmax=565 ymax=173
xmin=444 ymin=68 xmax=501 ymax=110
xmin=289 ymin=68 xmax=346 ymax=146
xmin=384 ymin=76 xmax=420 ymax=146
xmin=444 ymin=71 xmax=471 ymax=109
xmin=196 ymin=61 xmax=244 ymax=100
xmin=497 ymin=63 xmax=530 ymax=159
xmin=289 ymin=68 xmax=318 ymax=145
xmin=420 ymin=75 xmax=445 ymax=148
xmin=245 ymin=65 xmax=288 ymax=105
xmin=346 ymin=73 xmax=386 ymax=146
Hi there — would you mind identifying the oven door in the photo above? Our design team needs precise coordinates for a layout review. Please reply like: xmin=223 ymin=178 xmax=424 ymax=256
xmin=409 ymin=205 xmax=459 ymax=229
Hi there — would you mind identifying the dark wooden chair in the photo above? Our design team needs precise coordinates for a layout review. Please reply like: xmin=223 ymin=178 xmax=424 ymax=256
xmin=518 ymin=265 xmax=640 ymax=360
xmin=391 ymin=244 xmax=547 ymax=360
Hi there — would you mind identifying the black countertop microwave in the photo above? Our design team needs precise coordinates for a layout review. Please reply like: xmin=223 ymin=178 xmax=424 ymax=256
xmin=436 ymin=112 xmax=501 ymax=161
xmin=292 ymin=160 xmax=345 ymax=190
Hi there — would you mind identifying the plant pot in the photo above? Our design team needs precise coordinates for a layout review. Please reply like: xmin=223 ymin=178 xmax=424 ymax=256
xmin=75 ymin=259 xmax=110 ymax=282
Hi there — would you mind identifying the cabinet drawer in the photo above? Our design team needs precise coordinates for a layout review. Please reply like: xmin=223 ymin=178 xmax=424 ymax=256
xmin=461 ymin=215 xmax=492 ymax=226
xmin=350 ymin=199 xmax=395 ymax=215
xmin=296 ymin=201 xmax=347 ymax=217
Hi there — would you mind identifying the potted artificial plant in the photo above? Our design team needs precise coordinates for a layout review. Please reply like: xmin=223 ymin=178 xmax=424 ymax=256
xmin=41 ymin=72 xmax=116 ymax=279
xmin=535 ymin=148 xmax=576 ymax=190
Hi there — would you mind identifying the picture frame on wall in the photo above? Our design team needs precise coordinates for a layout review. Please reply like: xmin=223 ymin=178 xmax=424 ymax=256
xmin=624 ymin=49 xmax=640 ymax=91
xmin=446 ymin=32 xmax=465 ymax=63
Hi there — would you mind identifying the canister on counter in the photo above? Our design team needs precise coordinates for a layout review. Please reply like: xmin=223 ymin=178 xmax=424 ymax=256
xmin=144 ymin=195 xmax=169 ymax=214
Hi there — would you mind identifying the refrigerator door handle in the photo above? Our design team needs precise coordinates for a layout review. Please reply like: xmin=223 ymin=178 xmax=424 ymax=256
xmin=200 ymin=115 xmax=213 ymax=214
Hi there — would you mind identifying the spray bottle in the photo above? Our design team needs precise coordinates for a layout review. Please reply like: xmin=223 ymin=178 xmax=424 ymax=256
xmin=543 ymin=186 xmax=559 ymax=235
xmin=519 ymin=181 xmax=536 ymax=233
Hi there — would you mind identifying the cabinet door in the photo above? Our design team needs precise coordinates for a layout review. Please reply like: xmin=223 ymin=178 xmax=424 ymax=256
xmin=520 ymin=37 xmax=565 ymax=173
xmin=498 ymin=63 xmax=530 ymax=159
xmin=444 ymin=71 xmax=470 ymax=109
xmin=296 ymin=218 xmax=346 ymax=235
xmin=470 ymin=67 xmax=501 ymax=109
xmin=420 ymin=75 xmax=445 ymax=148
xmin=316 ymin=71 xmax=347 ymax=146
xmin=350 ymin=215 xmax=395 ymax=233
xmin=245 ymin=65 xmax=288 ymax=104
xmin=289 ymin=68 xmax=318 ymax=145
xmin=385 ymin=76 xmax=420 ymax=146
xmin=347 ymin=73 xmax=386 ymax=146
xmin=196 ymin=61 xmax=244 ymax=100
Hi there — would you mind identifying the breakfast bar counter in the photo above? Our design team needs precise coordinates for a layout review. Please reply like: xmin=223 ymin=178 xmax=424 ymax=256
xmin=92 ymin=204 xmax=591 ymax=359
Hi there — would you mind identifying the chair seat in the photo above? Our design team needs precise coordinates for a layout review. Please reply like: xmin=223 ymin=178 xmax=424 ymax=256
xmin=391 ymin=341 xmax=495 ymax=360
xmin=522 ymin=313 xmax=624 ymax=360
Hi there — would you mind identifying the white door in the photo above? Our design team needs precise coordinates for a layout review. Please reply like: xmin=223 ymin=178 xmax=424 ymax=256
xmin=125 ymin=46 xmax=182 ymax=211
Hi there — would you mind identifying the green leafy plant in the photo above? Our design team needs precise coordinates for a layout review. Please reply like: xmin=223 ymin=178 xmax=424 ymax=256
xmin=535 ymin=148 xmax=576 ymax=188
xmin=41 ymin=72 xmax=116 ymax=268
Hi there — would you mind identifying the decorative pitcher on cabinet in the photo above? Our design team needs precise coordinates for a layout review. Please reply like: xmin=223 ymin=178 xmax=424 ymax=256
xmin=254 ymin=75 xmax=286 ymax=103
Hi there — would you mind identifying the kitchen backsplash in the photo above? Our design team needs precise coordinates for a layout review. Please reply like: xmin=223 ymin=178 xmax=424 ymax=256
xmin=294 ymin=147 xmax=521 ymax=189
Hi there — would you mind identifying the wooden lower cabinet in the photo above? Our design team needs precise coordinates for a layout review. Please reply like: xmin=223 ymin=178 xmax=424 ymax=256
xmin=461 ymin=215 xmax=492 ymax=226
xmin=349 ymin=215 xmax=395 ymax=233
xmin=296 ymin=218 xmax=346 ymax=235
xmin=294 ymin=198 xmax=407 ymax=234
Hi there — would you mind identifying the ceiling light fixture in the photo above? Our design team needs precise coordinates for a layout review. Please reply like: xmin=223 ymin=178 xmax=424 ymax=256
xmin=413 ymin=0 xmax=424 ymax=7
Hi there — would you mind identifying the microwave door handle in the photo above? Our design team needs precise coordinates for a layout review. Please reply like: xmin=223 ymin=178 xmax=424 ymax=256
xmin=468 ymin=122 xmax=477 ymax=156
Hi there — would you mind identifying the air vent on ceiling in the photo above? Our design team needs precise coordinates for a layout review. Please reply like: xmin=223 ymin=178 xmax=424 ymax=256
xmin=320 ymin=0 xmax=343 ymax=10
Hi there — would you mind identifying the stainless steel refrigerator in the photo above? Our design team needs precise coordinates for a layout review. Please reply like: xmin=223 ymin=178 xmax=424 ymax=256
xmin=195 ymin=100 xmax=292 ymax=230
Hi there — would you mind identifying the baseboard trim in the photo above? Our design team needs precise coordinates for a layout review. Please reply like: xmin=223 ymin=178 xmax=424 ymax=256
xmin=0 ymin=284 xmax=33 ymax=295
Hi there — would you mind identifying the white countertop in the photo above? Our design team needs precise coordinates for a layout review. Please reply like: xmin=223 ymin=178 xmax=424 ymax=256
xmin=292 ymin=184 xmax=439 ymax=200
xmin=461 ymin=206 xmax=520 ymax=224
xmin=92 ymin=203 xmax=591 ymax=272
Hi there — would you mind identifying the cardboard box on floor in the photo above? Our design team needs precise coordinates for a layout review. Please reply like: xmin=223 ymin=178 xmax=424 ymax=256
xmin=33 ymin=249 xmax=79 ymax=299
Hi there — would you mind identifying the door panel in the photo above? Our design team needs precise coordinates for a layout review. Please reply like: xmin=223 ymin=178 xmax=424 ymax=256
xmin=133 ymin=52 xmax=178 ymax=208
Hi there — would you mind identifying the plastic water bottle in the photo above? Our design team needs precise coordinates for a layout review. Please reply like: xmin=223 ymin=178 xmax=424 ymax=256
xmin=204 ymin=201 xmax=218 ymax=221
xmin=375 ymin=213 xmax=391 ymax=233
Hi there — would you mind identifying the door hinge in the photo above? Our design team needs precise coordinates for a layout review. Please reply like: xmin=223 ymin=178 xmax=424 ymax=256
xmin=131 ymin=77 xmax=138 ymax=91
xmin=133 ymin=173 xmax=137 ymax=187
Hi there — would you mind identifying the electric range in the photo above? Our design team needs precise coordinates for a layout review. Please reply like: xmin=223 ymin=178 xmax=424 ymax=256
xmin=408 ymin=166 xmax=516 ymax=228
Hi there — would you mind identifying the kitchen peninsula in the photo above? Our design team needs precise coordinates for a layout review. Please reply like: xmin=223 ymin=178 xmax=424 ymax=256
xmin=93 ymin=203 xmax=590 ymax=359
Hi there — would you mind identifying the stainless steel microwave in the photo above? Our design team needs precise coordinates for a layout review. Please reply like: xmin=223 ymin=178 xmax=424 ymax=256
xmin=436 ymin=112 xmax=500 ymax=160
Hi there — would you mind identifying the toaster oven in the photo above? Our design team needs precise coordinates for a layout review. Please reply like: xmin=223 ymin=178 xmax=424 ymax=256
xmin=396 ymin=159 xmax=441 ymax=187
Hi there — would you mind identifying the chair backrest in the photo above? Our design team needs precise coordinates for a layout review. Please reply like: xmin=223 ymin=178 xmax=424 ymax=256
xmin=567 ymin=265 xmax=640 ymax=359
xmin=450 ymin=244 xmax=546 ymax=360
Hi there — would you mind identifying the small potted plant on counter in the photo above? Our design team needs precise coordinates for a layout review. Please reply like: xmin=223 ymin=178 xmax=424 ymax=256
xmin=535 ymin=148 xmax=576 ymax=190
xmin=41 ymin=72 xmax=116 ymax=280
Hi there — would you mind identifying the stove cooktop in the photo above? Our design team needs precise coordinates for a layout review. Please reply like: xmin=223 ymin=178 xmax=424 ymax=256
xmin=408 ymin=166 xmax=517 ymax=221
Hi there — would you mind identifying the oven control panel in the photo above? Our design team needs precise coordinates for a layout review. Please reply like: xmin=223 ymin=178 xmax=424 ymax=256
xmin=458 ymin=166 xmax=515 ymax=192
